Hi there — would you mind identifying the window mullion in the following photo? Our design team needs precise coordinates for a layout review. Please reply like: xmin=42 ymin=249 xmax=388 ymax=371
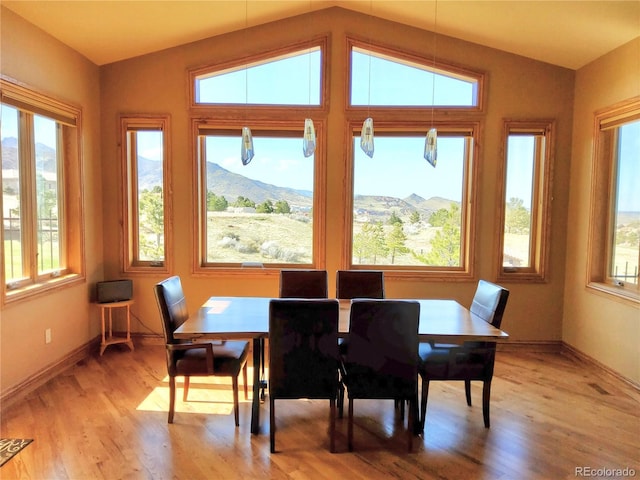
xmin=20 ymin=112 xmax=38 ymax=283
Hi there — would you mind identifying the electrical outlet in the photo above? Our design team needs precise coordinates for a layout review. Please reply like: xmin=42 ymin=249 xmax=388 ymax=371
xmin=45 ymin=328 xmax=52 ymax=344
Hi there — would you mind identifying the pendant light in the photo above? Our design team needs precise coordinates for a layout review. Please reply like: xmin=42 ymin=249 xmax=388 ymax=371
xmin=241 ymin=0 xmax=254 ymax=165
xmin=361 ymin=117 xmax=374 ymax=158
xmin=424 ymin=0 xmax=438 ymax=167
xmin=360 ymin=0 xmax=375 ymax=158
xmin=241 ymin=126 xmax=254 ymax=165
xmin=303 ymin=117 xmax=316 ymax=157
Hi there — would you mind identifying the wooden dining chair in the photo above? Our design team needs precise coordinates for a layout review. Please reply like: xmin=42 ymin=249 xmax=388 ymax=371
xmin=340 ymin=299 xmax=420 ymax=452
xmin=268 ymin=299 xmax=340 ymax=453
xmin=336 ymin=270 xmax=385 ymax=299
xmin=279 ymin=269 xmax=328 ymax=298
xmin=418 ymin=280 xmax=509 ymax=432
xmin=154 ymin=276 xmax=249 ymax=425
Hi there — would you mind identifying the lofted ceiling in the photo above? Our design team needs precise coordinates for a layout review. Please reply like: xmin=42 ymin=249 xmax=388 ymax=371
xmin=2 ymin=1 xmax=639 ymax=69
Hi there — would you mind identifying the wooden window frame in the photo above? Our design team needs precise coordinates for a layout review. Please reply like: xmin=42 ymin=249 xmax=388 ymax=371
xmin=188 ymin=36 xmax=330 ymax=116
xmin=120 ymin=115 xmax=172 ymax=274
xmin=587 ymin=97 xmax=640 ymax=303
xmin=496 ymin=120 xmax=555 ymax=283
xmin=346 ymin=36 xmax=486 ymax=114
xmin=342 ymin=120 xmax=479 ymax=281
xmin=1 ymin=77 xmax=85 ymax=304
xmin=191 ymin=119 xmax=327 ymax=276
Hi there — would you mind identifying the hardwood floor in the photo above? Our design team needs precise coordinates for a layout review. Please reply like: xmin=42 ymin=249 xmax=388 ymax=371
xmin=1 ymin=344 xmax=638 ymax=479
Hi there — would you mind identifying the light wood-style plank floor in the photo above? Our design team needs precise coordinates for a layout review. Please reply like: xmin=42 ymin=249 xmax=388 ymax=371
xmin=1 ymin=344 xmax=638 ymax=479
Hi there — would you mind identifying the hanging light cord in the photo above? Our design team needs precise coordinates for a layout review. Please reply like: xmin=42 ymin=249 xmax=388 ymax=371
xmin=430 ymin=0 xmax=438 ymax=127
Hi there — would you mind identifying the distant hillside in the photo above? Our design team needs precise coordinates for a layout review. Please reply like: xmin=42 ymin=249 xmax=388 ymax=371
xmin=354 ymin=193 xmax=459 ymax=221
xmin=2 ymin=136 xmax=465 ymax=220
xmin=2 ymin=137 xmax=57 ymax=171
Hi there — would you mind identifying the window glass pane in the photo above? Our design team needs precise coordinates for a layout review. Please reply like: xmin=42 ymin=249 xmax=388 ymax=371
xmin=503 ymin=135 xmax=536 ymax=268
xmin=351 ymin=48 xmax=477 ymax=107
xmin=611 ymin=120 xmax=640 ymax=285
xmin=1 ymin=105 xmax=24 ymax=281
xmin=352 ymin=135 xmax=466 ymax=266
xmin=33 ymin=114 xmax=61 ymax=274
xmin=195 ymin=48 xmax=321 ymax=105
xmin=134 ymin=130 xmax=165 ymax=261
xmin=203 ymin=134 xmax=314 ymax=264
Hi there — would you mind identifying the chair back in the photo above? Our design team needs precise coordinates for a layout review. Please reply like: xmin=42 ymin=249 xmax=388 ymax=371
xmin=346 ymin=299 xmax=420 ymax=399
xmin=470 ymin=280 xmax=509 ymax=328
xmin=279 ymin=269 xmax=328 ymax=298
xmin=336 ymin=270 xmax=384 ymax=299
xmin=269 ymin=299 xmax=339 ymax=399
xmin=154 ymin=276 xmax=189 ymax=344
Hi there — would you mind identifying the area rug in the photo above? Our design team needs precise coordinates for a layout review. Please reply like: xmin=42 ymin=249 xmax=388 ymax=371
xmin=0 ymin=438 xmax=33 ymax=467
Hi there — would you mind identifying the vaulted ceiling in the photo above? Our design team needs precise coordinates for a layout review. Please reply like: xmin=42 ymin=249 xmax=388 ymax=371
xmin=2 ymin=1 xmax=639 ymax=69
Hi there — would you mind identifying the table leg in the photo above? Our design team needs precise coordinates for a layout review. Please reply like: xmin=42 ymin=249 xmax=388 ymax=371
xmin=100 ymin=307 xmax=107 ymax=356
xmin=251 ymin=337 xmax=262 ymax=434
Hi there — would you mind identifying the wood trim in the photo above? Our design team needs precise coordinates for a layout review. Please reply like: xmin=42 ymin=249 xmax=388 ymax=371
xmin=561 ymin=342 xmax=640 ymax=391
xmin=0 ymin=337 xmax=100 ymax=412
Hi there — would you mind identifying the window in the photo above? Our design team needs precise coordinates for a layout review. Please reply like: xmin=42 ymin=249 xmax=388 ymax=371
xmin=120 ymin=116 xmax=171 ymax=272
xmin=345 ymin=123 xmax=478 ymax=279
xmin=190 ymin=39 xmax=326 ymax=108
xmin=348 ymin=39 xmax=483 ymax=109
xmin=1 ymin=78 xmax=84 ymax=302
xmin=588 ymin=98 xmax=640 ymax=301
xmin=194 ymin=122 xmax=325 ymax=270
xmin=497 ymin=121 xmax=554 ymax=282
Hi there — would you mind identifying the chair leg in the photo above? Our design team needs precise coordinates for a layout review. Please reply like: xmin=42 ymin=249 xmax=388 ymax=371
xmin=329 ymin=398 xmax=336 ymax=453
xmin=347 ymin=397 xmax=354 ymax=452
xmin=337 ymin=382 xmax=344 ymax=418
xmin=407 ymin=397 xmax=415 ymax=452
xmin=168 ymin=376 xmax=176 ymax=424
xmin=243 ymin=362 xmax=249 ymax=400
xmin=465 ymin=380 xmax=472 ymax=406
xmin=270 ymin=397 xmax=276 ymax=453
xmin=232 ymin=376 xmax=240 ymax=427
xmin=183 ymin=376 xmax=190 ymax=402
xmin=399 ymin=398 xmax=405 ymax=421
xmin=420 ymin=378 xmax=430 ymax=433
xmin=482 ymin=380 xmax=492 ymax=428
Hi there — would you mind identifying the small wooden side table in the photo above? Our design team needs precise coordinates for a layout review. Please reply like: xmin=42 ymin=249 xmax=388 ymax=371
xmin=97 ymin=299 xmax=135 ymax=356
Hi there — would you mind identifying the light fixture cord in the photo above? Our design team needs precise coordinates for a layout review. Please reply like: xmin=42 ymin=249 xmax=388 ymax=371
xmin=430 ymin=0 xmax=438 ymax=128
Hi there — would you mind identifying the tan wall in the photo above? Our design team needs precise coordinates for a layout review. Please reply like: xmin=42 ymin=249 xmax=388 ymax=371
xmin=101 ymin=8 xmax=574 ymax=344
xmin=564 ymin=37 xmax=640 ymax=384
xmin=0 ymin=8 xmax=103 ymax=393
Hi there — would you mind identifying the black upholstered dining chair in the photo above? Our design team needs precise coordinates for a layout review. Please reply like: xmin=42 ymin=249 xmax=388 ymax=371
xmin=279 ymin=269 xmax=328 ymax=298
xmin=336 ymin=270 xmax=385 ymax=299
xmin=418 ymin=280 xmax=509 ymax=431
xmin=340 ymin=299 xmax=420 ymax=452
xmin=268 ymin=299 xmax=340 ymax=453
xmin=335 ymin=270 xmax=385 ymax=415
xmin=154 ymin=276 xmax=249 ymax=425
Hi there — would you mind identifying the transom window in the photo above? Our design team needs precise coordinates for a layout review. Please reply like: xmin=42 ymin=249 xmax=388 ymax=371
xmin=349 ymin=41 xmax=482 ymax=108
xmin=191 ymin=41 xmax=324 ymax=107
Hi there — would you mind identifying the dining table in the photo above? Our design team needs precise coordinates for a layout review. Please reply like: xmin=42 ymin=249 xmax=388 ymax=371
xmin=173 ymin=296 xmax=509 ymax=434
